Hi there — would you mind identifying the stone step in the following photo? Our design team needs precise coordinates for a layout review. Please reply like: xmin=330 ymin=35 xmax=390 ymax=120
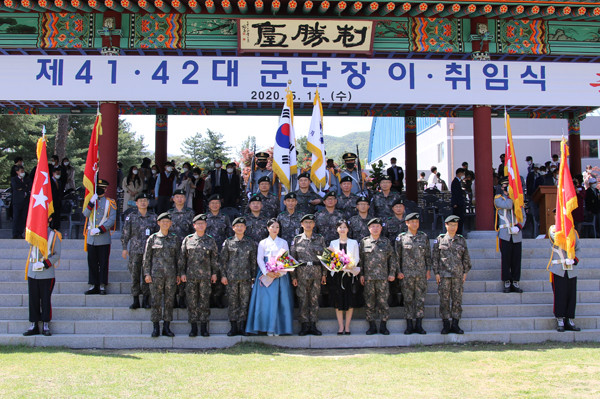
xmin=2 ymin=302 xmax=599 ymax=321
xmin=3 ymin=291 xmax=600 ymax=309
xmin=2 ymin=316 xmax=599 ymax=336
xmin=467 ymin=268 xmax=600 ymax=281
xmin=1 ymin=329 xmax=598 ymax=349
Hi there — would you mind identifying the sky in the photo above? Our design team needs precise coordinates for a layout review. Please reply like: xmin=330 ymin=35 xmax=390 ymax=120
xmin=122 ymin=115 xmax=373 ymax=157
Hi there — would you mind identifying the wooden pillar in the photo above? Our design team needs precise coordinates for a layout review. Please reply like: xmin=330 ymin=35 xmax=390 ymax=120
xmin=155 ymin=109 xmax=168 ymax=168
xmin=99 ymin=102 xmax=119 ymax=199
xmin=568 ymin=116 xmax=582 ymax=177
xmin=404 ymin=111 xmax=418 ymax=202
xmin=473 ymin=105 xmax=494 ymax=231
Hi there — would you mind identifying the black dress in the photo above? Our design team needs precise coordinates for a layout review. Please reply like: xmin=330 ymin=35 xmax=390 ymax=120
xmin=330 ymin=243 xmax=360 ymax=311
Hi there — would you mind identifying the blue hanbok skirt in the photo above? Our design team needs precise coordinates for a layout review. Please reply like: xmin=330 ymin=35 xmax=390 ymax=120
xmin=245 ymin=266 xmax=294 ymax=336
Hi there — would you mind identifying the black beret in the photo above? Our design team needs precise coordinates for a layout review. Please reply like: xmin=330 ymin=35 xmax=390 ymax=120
xmin=301 ymin=214 xmax=316 ymax=222
xmin=392 ymin=199 xmax=404 ymax=207
xmin=258 ymin=176 xmax=271 ymax=184
xmin=232 ymin=217 xmax=246 ymax=226
xmin=249 ymin=195 xmax=262 ymax=203
xmin=342 ymin=153 xmax=357 ymax=160
xmin=298 ymin=172 xmax=311 ymax=180
xmin=97 ymin=179 xmax=110 ymax=187
xmin=356 ymin=196 xmax=370 ymax=204
xmin=445 ymin=215 xmax=460 ymax=223
xmin=193 ymin=214 xmax=207 ymax=223
xmin=172 ymin=189 xmax=186 ymax=196
xmin=340 ymin=176 xmax=353 ymax=183
xmin=367 ymin=218 xmax=382 ymax=226
xmin=284 ymin=192 xmax=297 ymax=200
xmin=157 ymin=212 xmax=171 ymax=221
xmin=380 ymin=175 xmax=392 ymax=181
xmin=405 ymin=212 xmax=420 ymax=221
xmin=207 ymin=194 xmax=222 ymax=203
xmin=324 ymin=191 xmax=337 ymax=199
xmin=135 ymin=193 xmax=149 ymax=201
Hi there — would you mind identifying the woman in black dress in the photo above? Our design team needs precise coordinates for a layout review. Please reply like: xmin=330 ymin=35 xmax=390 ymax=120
xmin=328 ymin=220 xmax=361 ymax=335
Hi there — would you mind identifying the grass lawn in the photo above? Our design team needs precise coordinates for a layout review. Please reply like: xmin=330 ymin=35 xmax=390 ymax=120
xmin=1 ymin=342 xmax=599 ymax=398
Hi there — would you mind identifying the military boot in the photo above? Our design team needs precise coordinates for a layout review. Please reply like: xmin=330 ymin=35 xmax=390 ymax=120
xmin=189 ymin=323 xmax=198 ymax=337
xmin=503 ymin=280 xmax=511 ymax=293
xmin=239 ymin=320 xmax=248 ymax=336
xmin=23 ymin=322 xmax=39 ymax=336
xmin=310 ymin=322 xmax=322 ymax=336
xmin=200 ymin=322 xmax=210 ymax=337
xmin=366 ymin=321 xmax=377 ymax=335
xmin=404 ymin=319 xmax=414 ymax=335
xmin=440 ymin=319 xmax=451 ymax=335
xmin=142 ymin=295 xmax=151 ymax=309
xmin=556 ymin=317 xmax=565 ymax=332
xmin=151 ymin=322 xmax=160 ymax=337
xmin=379 ymin=321 xmax=390 ymax=335
xmin=129 ymin=296 xmax=140 ymax=309
xmin=162 ymin=321 xmax=175 ymax=337
xmin=564 ymin=318 xmax=581 ymax=332
xmin=299 ymin=322 xmax=310 ymax=336
xmin=511 ymin=281 xmax=523 ymax=293
xmin=415 ymin=318 xmax=427 ymax=335
xmin=227 ymin=321 xmax=238 ymax=337
xmin=450 ymin=318 xmax=464 ymax=334
xmin=42 ymin=322 xmax=52 ymax=336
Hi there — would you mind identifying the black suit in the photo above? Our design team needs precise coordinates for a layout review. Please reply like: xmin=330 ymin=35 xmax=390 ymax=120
xmin=208 ymin=168 xmax=227 ymax=196
xmin=451 ymin=177 xmax=466 ymax=234
xmin=10 ymin=175 xmax=31 ymax=238
xmin=50 ymin=177 xmax=64 ymax=230
xmin=221 ymin=172 xmax=241 ymax=208
xmin=387 ymin=165 xmax=404 ymax=192
xmin=585 ymin=187 xmax=600 ymax=215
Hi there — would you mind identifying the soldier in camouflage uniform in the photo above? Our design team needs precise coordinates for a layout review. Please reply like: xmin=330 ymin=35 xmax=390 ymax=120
xmin=384 ymin=199 xmax=407 ymax=240
xmin=396 ymin=212 xmax=432 ymax=335
xmin=143 ymin=212 xmax=180 ymax=338
xmin=244 ymin=195 xmax=269 ymax=245
xmin=294 ymin=172 xmax=322 ymax=215
xmin=315 ymin=191 xmax=345 ymax=246
xmin=371 ymin=175 xmax=402 ymax=218
xmin=277 ymin=192 xmax=303 ymax=247
xmin=221 ymin=217 xmax=257 ymax=336
xmin=348 ymin=197 xmax=371 ymax=240
xmin=290 ymin=214 xmax=327 ymax=336
xmin=432 ymin=215 xmax=472 ymax=335
xmin=336 ymin=176 xmax=360 ymax=220
xmin=246 ymin=176 xmax=280 ymax=219
xmin=206 ymin=194 xmax=232 ymax=308
xmin=359 ymin=218 xmax=398 ymax=335
xmin=121 ymin=193 xmax=157 ymax=310
xmin=178 ymin=214 xmax=219 ymax=337
xmin=169 ymin=189 xmax=195 ymax=309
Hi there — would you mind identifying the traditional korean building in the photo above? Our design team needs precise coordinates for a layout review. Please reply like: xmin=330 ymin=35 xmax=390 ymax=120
xmin=1 ymin=1 xmax=599 ymax=230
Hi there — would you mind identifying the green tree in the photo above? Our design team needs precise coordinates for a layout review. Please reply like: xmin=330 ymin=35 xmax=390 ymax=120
xmin=181 ymin=129 xmax=230 ymax=171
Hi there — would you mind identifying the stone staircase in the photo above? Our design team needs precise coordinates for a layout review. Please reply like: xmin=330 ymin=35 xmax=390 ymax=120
xmin=0 ymin=234 xmax=599 ymax=349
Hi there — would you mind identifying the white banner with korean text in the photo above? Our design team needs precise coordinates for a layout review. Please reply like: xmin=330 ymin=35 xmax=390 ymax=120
xmin=0 ymin=55 xmax=599 ymax=106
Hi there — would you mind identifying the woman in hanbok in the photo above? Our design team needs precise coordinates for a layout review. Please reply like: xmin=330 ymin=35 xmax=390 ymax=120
xmin=328 ymin=220 xmax=360 ymax=335
xmin=246 ymin=219 xmax=294 ymax=336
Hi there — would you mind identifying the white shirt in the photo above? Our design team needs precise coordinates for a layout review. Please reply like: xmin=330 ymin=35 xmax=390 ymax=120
xmin=427 ymin=172 xmax=440 ymax=189
xmin=257 ymin=236 xmax=289 ymax=275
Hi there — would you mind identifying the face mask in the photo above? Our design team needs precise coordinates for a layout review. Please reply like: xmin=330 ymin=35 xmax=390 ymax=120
xmin=214 ymin=163 xmax=222 ymax=169
xmin=63 ymin=162 xmax=69 ymax=166
xmin=54 ymin=174 xmax=61 ymax=179
xmin=132 ymin=170 xmax=138 ymax=175
xmin=227 ymin=167 xmax=234 ymax=173
xmin=152 ymin=170 xmax=157 ymax=175
xmin=391 ymin=163 xmax=396 ymax=167
xmin=183 ymin=168 xmax=189 ymax=173
xmin=193 ymin=174 xmax=200 ymax=179
xmin=460 ymin=175 xmax=465 ymax=180
xmin=166 ymin=167 xmax=173 ymax=172
xmin=257 ymin=161 xmax=267 ymax=169
xmin=97 ymin=187 xmax=105 ymax=196
xmin=345 ymin=162 xmax=354 ymax=169
xmin=19 ymin=172 xmax=25 ymax=178
xmin=527 ymin=161 xmax=532 ymax=165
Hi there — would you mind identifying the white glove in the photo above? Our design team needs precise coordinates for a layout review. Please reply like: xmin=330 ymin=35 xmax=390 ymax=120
xmin=90 ymin=193 xmax=98 ymax=204
xmin=565 ymin=259 xmax=575 ymax=266
xmin=510 ymin=226 xmax=519 ymax=234
xmin=90 ymin=228 xmax=101 ymax=235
